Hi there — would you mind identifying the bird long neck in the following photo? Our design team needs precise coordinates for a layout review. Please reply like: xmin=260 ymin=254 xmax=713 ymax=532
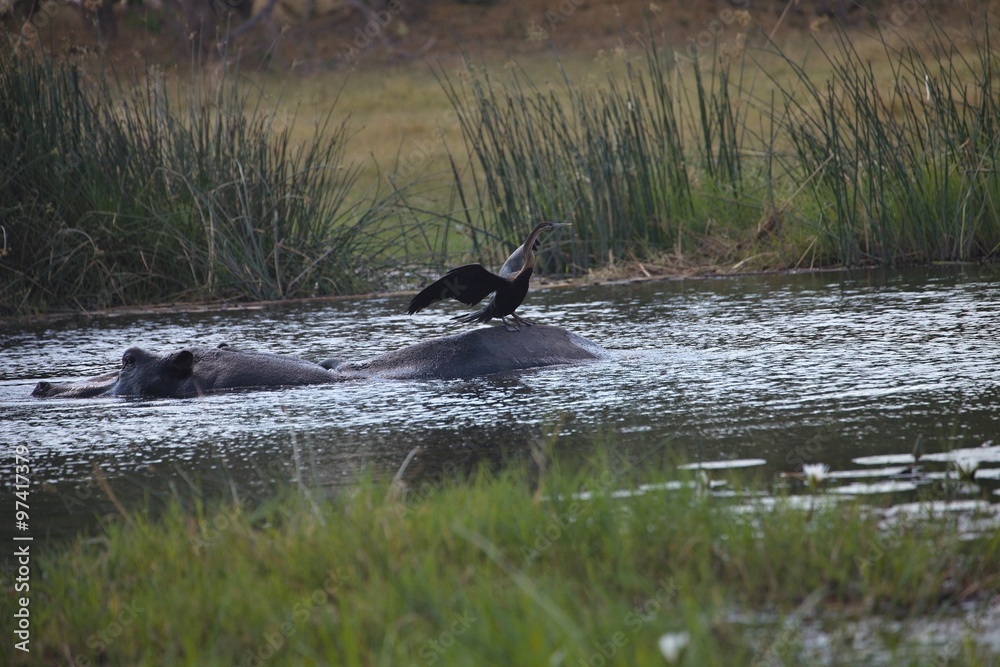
xmin=519 ymin=223 xmax=550 ymax=272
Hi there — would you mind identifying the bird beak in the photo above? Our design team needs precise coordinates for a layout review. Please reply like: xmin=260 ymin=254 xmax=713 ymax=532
xmin=550 ymin=222 xmax=572 ymax=229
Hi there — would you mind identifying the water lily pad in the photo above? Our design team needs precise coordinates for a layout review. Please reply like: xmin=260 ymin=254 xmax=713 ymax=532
xmin=920 ymin=444 xmax=1000 ymax=464
xmin=827 ymin=466 xmax=910 ymax=479
xmin=923 ymin=471 xmax=960 ymax=481
xmin=678 ymin=458 xmax=767 ymax=470
xmin=570 ymin=488 xmax=645 ymax=501
xmin=884 ymin=499 xmax=992 ymax=518
xmin=852 ymin=454 xmax=917 ymax=466
xmin=731 ymin=495 xmax=848 ymax=512
xmin=827 ymin=480 xmax=918 ymax=495
xmin=638 ymin=479 xmax=728 ymax=493
xmin=569 ymin=477 xmax=729 ymax=501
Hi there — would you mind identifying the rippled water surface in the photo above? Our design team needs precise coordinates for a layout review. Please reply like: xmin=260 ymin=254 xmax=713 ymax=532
xmin=2 ymin=266 xmax=999 ymax=541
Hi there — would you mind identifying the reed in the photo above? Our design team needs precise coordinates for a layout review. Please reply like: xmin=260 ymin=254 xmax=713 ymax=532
xmin=435 ymin=45 xmax=751 ymax=274
xmin=4 ymin=11 xmax=1000 ymax=317
xmin=773 ymin=17 xmax=1000 ymax=266
xmin=433 ymin=15 xmax=1000 ymax=273
xmin=0 ymin=47 xmax=414 ymax=316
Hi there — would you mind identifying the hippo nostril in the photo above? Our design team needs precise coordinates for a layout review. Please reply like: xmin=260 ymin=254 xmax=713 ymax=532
xmin=32 ymin=381 xmax=52 ymax=396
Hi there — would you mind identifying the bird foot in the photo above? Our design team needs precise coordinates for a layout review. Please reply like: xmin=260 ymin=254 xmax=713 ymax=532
xmin=500 ymin=317 xmax=521 ymax=332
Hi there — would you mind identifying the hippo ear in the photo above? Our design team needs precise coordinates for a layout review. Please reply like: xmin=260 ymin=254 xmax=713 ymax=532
xmin=168 ymin=350 xmax=195 ymax=378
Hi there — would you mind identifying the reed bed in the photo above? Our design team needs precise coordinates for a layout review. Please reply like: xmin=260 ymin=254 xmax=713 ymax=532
xmin=0 ymin=48 xmax=414 ymax=316
xmin=4 ymin=11 xmax=999 ymax=317
xmin=776 ymin=21 xmax=1000 ymax=266
xmin=435 ymin=16 xmax=1000 ymax=273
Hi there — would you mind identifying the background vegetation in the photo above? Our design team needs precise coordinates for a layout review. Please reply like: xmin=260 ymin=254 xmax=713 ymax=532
xmin=441 ymin=17 xmax=1000 ymax=274
xmin=2 ymin=3 xmax=999 ymax=316
xmin=0 ymin=51 xmax=424 ymax=316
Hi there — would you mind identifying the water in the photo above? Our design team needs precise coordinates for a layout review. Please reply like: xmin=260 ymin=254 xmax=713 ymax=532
xmin=2 ymin=266 xmax=999 ymax=543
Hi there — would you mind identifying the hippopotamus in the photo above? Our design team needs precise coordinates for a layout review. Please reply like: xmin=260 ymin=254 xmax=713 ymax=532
xmin=31 ymin=344 xmax=337 ymax=398
xmin=325 ymin=324 xmax=606 ymax=380
xmin=32 ymin=325 xmax=608 ymax=398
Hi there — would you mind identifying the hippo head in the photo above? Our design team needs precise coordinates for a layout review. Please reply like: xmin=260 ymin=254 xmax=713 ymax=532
xmin=31 ymin=347 xmax=203 ymax=398
xmin=115 ymin=347 xmax=197 ymax=397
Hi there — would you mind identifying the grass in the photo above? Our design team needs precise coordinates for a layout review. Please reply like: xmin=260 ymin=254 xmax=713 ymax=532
xmin=774 ymin=17 xmax=1000 ymax=266
xmin=3 ymin=9 xmax=1000 ymax=317
xmin=0 ymin=47 xmax=420 ymax=316
xmin=11 ymin=447 xmax=1000 ymax=666
xmin=432 ymin=12 xmax=1000 ymax=273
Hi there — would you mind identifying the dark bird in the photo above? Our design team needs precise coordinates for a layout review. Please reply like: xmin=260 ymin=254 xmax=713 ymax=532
xmin=407 ymin=221 xmax=571 ymax=331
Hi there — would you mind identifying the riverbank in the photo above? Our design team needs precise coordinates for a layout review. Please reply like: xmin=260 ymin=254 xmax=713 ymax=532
xmin=2 ymin=3 xmax=999 ymax=317
xmin=13 ymin=450 xmax=1000 ymax=665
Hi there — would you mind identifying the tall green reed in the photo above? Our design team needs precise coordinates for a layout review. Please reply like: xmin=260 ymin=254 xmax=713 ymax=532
xmin=434 ymin=15 xmax=1000 ymax=274
xmin=751 ymin=17 xmax=1000 ymax=266
xmin=433 ymin=40 xmax=762 ymax=274
xmin=0 ymin=46 xmax=414 ymax=316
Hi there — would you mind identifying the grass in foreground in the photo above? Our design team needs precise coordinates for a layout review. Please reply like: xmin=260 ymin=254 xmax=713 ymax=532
xmin=12 ymin=453 xmax=1000 ymax=666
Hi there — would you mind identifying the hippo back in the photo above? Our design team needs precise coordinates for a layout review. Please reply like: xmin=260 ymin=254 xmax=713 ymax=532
xmin=335 ymin=324 xmax=607 ymax=380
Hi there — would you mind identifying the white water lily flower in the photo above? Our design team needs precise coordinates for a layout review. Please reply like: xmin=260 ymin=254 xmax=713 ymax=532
xmin=658 ymin=631 xmax=690 ymax=663
xmin=802 ymin=463 xmax=830 ymax=485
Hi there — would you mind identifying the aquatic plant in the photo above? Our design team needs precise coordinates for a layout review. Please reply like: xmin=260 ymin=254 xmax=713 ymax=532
xmin=803 ymin=462 xmax=830 ymax=486
xmin=434 ymin=13 xmax=1000 ymax=272
xmin=0 ymin=48 xmax=415 ymax=316
xmin=774 ymin=18 xmax=1000 ymax=266
xmin=4 ymin=8 xmax=1000 ymax=317
xmin=435 ymin=42 xmax=752 ymax=274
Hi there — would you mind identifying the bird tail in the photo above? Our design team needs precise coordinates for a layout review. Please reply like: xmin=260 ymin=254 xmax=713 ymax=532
xmin=452 ymin=304 xmax=493 ymax=324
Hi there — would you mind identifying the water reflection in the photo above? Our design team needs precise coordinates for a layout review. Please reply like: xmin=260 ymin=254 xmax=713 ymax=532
xmin=1 ymin=266 xmax=998 ymax=542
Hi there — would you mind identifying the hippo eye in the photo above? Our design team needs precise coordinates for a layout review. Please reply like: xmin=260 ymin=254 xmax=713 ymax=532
xmin=123 ymin=354 xmax=135 ymax=368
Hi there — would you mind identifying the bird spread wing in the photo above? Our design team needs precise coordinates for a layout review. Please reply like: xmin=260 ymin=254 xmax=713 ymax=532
xmin=408 ymin=264 xmax=507 ymax=314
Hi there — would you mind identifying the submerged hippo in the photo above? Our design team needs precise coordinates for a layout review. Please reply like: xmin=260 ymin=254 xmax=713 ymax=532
xmin=326 ymin=325 xmax=606 ymax=380
xmin=32 ymin=344 xmax=337 ymax=398
xmin=32 ymin=325 xmax=607 ymax=398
